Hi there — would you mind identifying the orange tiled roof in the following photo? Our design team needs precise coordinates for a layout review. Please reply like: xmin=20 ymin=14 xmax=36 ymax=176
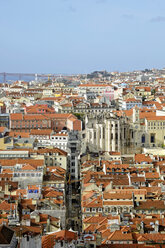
xmin=1 ymin=169 xmax=13 ymax=174
xmin=125 ymin=98 xmax=141 ymax=103
xmin=78 ymin=84 xmax=109 ymax=87
xmin=0 ymin=159 xmax=44 ymax=168
xmin=28 ymin=185 xmax=39 ymax=190
xmin=32 ymin=148 xmax=67 ymax=156
xmin=30 ymin=129 xmax=53 ymax=135
xmin=10 ymin=113 xmax=23 ymax=120
xmin=136 ymin=200 xmax=165 ymax=210
xmin=103 ymin=192 xmax=132 ymax=200
xmin=0 ymin=201 xmax=16 ymax=211
xmin=16 ymin=189 xmax=27 ymax=196
xmin=146 ymin=116 xmax=165 ymax=120
xmin=21 ymin=164 xmax=36 ymax=170
xmin=0 ymin=127 xmax=6 ymax=133
xmin=113 ymin=109 xmax=133 ymax=117
xmin=14 ymin=225 xmax=42 ymax=235
xmin=42 ymin=229 xmax=77 ymax=247
xmin=107 ymin=230 xmax=133 ymax=241
xmin=136 ymin=233 xmax=165 ymax=242
xmin=52 ymin=133 xmax=68 ymax=136
xmin=103 ymin=201 xmax=133 ymax=206
xmin=145 ymin=172 xmax=160 ymax=179
xmin=9 ymin=131 xmax=30 ymax=138
xmin=134 ymin=154 xmax=152 ymax=164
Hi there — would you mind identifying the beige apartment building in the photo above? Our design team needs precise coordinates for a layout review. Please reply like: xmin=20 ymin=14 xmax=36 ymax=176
xmin=145 ymin=116 xmax=165 ymax=147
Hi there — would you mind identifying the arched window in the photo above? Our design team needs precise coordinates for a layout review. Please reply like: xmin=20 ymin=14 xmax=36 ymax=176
xmin=142 ymin=134 xmax=145 ymax=143
xmin=132 ymin=131 xmax=134 ymax=139
xmin=150 ymin=134 xmax=155 ymax=143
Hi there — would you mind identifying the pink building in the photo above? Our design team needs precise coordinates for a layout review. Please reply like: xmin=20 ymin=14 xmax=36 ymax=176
xmin=104 ymin=86 xmax=114 ymax=101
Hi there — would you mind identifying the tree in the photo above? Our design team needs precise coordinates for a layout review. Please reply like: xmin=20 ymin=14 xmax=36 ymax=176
xmin=151 ymin=89 xmax=156 ymax=95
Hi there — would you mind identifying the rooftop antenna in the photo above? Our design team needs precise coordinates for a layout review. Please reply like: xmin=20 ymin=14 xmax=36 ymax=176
xmin=10 ymin=202 xmax=12 ymax=217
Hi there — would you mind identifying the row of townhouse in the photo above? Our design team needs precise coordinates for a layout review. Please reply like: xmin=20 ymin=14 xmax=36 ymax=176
xmin=10 ymin=112 xmax=82 ymax=132
xmin=79 ymin=150 xmax=165 ymax=245
xmin=29 ymin=129 xmax=68 ymax=151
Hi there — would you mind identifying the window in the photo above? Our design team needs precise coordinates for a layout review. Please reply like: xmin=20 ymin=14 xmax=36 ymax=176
xmin=142 ymin=134 xmax=145 ymax=143
xmin=132 ymin=131 xmax=134 ymax=139
xmin=150 ymin=134 xmax=155 ymax=143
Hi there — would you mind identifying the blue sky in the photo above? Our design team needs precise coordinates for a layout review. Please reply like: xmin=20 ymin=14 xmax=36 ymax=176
xmin=0 ymin=0 xmax=165 ymax=73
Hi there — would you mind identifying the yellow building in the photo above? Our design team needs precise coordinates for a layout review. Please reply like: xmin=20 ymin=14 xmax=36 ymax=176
xmin=0 ymin=127 xmax=13 ymax=150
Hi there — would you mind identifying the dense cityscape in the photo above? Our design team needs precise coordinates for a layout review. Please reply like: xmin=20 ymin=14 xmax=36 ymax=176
xmin=0 ymin=68 xmax=165 ymax=247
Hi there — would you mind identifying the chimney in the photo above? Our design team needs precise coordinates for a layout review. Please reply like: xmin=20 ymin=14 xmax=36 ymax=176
xmin=154 ymin=220 xmax=159 ymax=233
xmin=140 ymin=221 xmax=144 ymax=234
xmin=5 ymin=184 xmax=9 ymax=195
xmin=103 ymin=163 xmax=106 ymax=175
xmin=109 ymin=181 xmax=113 ymax=190
xmin=47 ymin=216 xmax=51 ymax=233
xmin=128 ymin=173 xmax=131 ymax=186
